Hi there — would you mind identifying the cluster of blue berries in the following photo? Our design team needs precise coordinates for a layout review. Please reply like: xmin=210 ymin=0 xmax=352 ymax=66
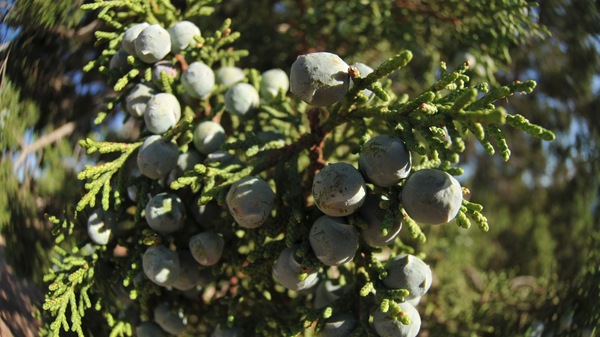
xmin=43 ymin=0 xmax=554 ymax=334
xmin=269 ymin=52 xmax=463 ymax=336
xmin=93 ymin=37 xmax=463 ymax=335
xmin=90 ymin=19 xmax=294 ymax=336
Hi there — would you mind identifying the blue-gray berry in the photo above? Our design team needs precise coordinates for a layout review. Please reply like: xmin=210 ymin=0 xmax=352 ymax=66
xmin=190 ymin=196 xmax=224 ymax=229
xmin=357 ymin=194 xmax=402 ymax=247
xmin=153 ymin=302 xmax=186 ymax=335
xmin=359 ymin=135 xmax=411 ymax=187
xmin=168 ymin=20 xmax=200 ymax=53
xmin=215 ymin=66 xmax=246 ymax=86
xmin=272 ymin=245 xmax=319 ymax=291
xmin=144 ymin=92 xmax=181 ymax=134
xmin=189 ymin=232 xmax=225 ymax=266
xmin=109 ymin=48 xmax=132 ymax=72
xmin=125 ymin=83 xmax=155 ymax=118
xmin=309 ymin=215 xmax=359 ymax=266
xmin=224 ymin=82 xmax=260 ymax=116
xmin=260 ymin=68 xmax=289 ymax=99
xmin=317 ymin=312 xmax=358 ymax=337
xmin=372 ymin=301 xmax=421 ymax=337
xmin=152 ymin=60 xmax=178 ymax=83
xmin=122 ymin=22 xmax=149 ymax=56
xmin=290 ymin=52 xmax=350 ymax=106
xmin=87 ymin=208 xmax=115 ymax=245
xmin=226 ymin=176 xmax=275 ymax=228
xmin=134 ymin=24 xmax=171 ymax=63
xmin=401 ymin=169 xmax=463 ymax=225
xmin=181 ymin=62 xmax=215 ymax=99
xmin=312 ymin=162 xmax=366 ymax=217
xmin=192 ymin=121 xmax=226 ymax=155
xmin=145 ymin=192 xmax=186 ymax=235
xmin=381 ymin=254 xmax=432 ymax=299
xmin=137 ymin=135 xmax=179 ymax=179
xmin=166 ymin=150 xmax=204 ymax=186
xmin=172 ymin=251 xmax=203 ymax=291
xmin=142 ymin=245 xmax=181 ymax=286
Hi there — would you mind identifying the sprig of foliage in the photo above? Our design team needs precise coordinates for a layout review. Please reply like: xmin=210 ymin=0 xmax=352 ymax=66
xmin=81 ymin=0 xmax=236 ymax=123
xmin=105 ymin=313 xmax=133 ymax=337
xmin=76 ymin=139 xmax=141 ymax=212
xmin=40 ymin=1 xmax=559 ymax=336
xmin=42 ymin=241 xmax=97 ymax=337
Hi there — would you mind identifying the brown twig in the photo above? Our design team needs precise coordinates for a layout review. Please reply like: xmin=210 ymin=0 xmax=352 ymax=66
xmin=0 ymin=47 xmax=9 ymax=90
xmin=306 ymin=108 xmax=327 ymax=171
xmin=54 ymin=19 xmax=102 ymax=39
xmin=175 ymin=54 xmax=189 ymax=72
xmin=14 ymin=121 xmax=77 ymax=170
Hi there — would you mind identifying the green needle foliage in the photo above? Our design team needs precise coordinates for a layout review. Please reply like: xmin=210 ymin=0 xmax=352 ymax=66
xmin=43 ymin=216 xmax=96 ymax=337
xmin=2 ymin=0 xmax=598 ymax=337
xmin=76 ymin=139 xmax=142 ymax=212
xmin=34 ymin=1 xmax=560 ymax=336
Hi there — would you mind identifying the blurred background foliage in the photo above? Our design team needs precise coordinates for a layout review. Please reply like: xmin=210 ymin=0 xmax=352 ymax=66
xmin=0 ymin=0 xmax=598 ymax=336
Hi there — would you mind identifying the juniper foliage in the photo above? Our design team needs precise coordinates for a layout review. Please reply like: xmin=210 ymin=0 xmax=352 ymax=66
xmin=1 ymin=0 xmax=598 ymax=337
